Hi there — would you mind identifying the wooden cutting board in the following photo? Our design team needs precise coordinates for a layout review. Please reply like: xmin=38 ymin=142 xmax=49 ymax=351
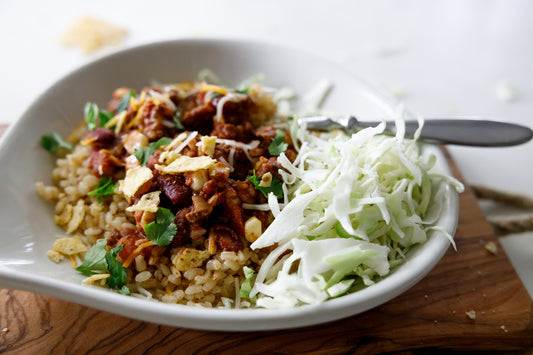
xmin=0 ymin=125 xmax=531 ymax=353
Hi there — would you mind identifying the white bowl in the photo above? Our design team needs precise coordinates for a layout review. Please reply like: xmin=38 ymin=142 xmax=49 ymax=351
xmin=0 ymin=39 xmax=458 ymax=331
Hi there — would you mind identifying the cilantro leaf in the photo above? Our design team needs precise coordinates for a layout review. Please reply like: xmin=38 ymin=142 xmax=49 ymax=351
xmin=247 ymin=170 xmax=284 ymax=199
xmin=105 ymin=245 xmax=129 ymax=290
xmin=144 ymin=208 xmax=177 ymax=246
xmin=99 ymin=110 xmax=114 ymax=127
xmin=116 ymin=91 xmax=135 ymax=112
xmin=173 ymin=110 xmax=185 ymax=130
xmin=75 ymin=239 xmax=108 ymax=275
xmin=75 ymin=239 xmax=130 ymax=294
xmin=88 ymin=176 xmax=119 ymax=203
xmin=40 ymin=132 xmax=74 ymax=154
xmin=84 ymin=102 xmax=99 ymax=130
xmin=84 ymin=102 xmax=115 ymax=130
xmin=134 ymin=137 xmax=172 ymax=166
xmin=268 ymin=129 xmax=288 ymax=156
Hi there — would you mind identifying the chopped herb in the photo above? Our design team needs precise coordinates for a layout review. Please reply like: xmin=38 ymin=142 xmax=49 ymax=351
xmin=84 ymin=103 xmax=115 ymax=129
xmin=105 ymin=245 xmax=129 ymax=290
xmin=247 ymin=170 xmax=284 ymax=199
xmin=235 ymin=88 xmax=249 ymax=94
xmin=116 ymin=91 xmax=135 ymax=112
xmin=40 ymin=132 xmax=74 ymax=154
xmin=75 ymin=239 xmax=108 ymax=275
xmin=75 ymin=239 xmax=130 ymax=294
xmin=84 ymin=102 xmax=99 ymax=130
xmin=239 ymin=266 xmax=257 ymax=302
xmin=268 ymin=129 xmax=288 ymax=156
xmin=144 ymin=208 xmax=177 ymax=246
xmin=88 ymin=176 xmax=119 ymax=203
xmin=117 ymin=285 xmax=131 ymax=295
xmin=173 ymin=110 xmax=185 ymax=130
xmin=99 ymin=110 xmax=114 ymax=127
xmin=134 ymin=136 xmax=172 ymax=166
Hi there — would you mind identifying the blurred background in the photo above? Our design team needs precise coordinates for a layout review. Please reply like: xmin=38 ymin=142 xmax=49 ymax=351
xmin=1 ymin=0 xmax=532 ymax=295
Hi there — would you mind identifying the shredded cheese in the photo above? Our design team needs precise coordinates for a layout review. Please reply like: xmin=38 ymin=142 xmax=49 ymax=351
xmin=122 ymin=240 xmax=154 ymax=268
xmin=200 ymin=83 xmax=228 ymax=96
xmin=216 ymin=139 xmax=260 ymax=163
xmin=215 ymin=92 xmax=248 ymax=122
xmin=174 ymin=131 xmax=199 ymax=154
xmin=148 ymin=89 xmax=177 ymax=111
xmin=68 ymin=255 xmax=76 ymax=268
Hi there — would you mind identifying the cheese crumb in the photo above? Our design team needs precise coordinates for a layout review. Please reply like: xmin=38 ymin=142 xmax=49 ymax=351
xmin=60 ymin=16 xmax=128 ymax=53
xmin=465 ymin=310 xmax=476 ymax=320
xmin=485 ymin=241 xmax=497 ymax=255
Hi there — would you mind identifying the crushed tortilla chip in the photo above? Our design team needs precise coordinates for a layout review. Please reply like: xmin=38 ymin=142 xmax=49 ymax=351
xmin=158 ymin=151 xmax=181 ymax=165
xmin=172 ymin=248 xmax=210 ymax=272
xmin=197 ymin=136 xmax=217 ymax=157
xmin=485 ymin=241 xmax=497 ymax=255
xmin=60 ymin=16 xmax=127 ymax=53
xmin=126 ymin=191 xmax=161 ymax=213
xmin=259 ymin=172 xmax=273 ymax=187
xmin=465 ymin=310 xmax=476 ymax=320
xmin=82 ymin=273 xmax=111 ymax=286
xmin=66 ymin=199 xmax=85 ymax=233
xmin=47 ymin=250 xmax=65 ymax=263
xmin=156 ymin=155 xmax=216 ymax=174
xmin=53 ymin=236 xmax=88 ymax=255
xmin=119 ymin=166 xmax=153 ymax=198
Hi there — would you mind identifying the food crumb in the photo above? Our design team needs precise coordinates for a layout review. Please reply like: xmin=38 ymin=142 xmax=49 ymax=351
xmin=424 ymin=294 xmax=428 ymax=299
xmin=1 ymin=327 xmax=8 ymax=333
xmin=465 ymin=310 xmax=476 ymax=320
xmin=452 ymin=310 xmax=456 ymax=315
xmin=485 ymin=241 xmax=497 ymax=255
xmin=60 ymin=16 xmax=128 ymax=53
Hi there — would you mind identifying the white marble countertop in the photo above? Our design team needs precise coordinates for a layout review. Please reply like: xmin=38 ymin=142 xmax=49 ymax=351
xmin=2 ymin=0 xmax=532 ymax=296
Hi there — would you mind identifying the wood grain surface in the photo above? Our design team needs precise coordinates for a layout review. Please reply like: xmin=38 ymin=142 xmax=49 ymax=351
xmin=0 ymin=126 xmax=531 ymax=354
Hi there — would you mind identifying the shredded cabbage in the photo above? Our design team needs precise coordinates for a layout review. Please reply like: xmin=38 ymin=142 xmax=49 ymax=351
xmin=249 ymin=114 xmax=464 ymax=309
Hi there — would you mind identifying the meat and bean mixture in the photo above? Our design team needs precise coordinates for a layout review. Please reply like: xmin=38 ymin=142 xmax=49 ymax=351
xmin=39 ymin=80 xmax=294 ymax=305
